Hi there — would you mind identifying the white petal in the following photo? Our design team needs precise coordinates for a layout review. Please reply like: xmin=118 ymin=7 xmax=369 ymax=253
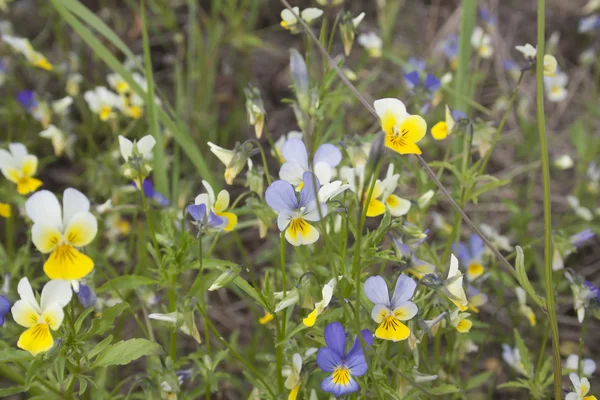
xmin=277 ymin=211 xmax=293 ymax=231
xmin=208 ymin=142 xmax=234 ymax=166
xmin=25 ymin=190 xmax=62 ymax=230
xmin=137 ymin=135 xmax=156 ymax=159
xmin=313 ymin=162 xmax=332 ymax=185
xmin=194 ymin=193 xmax=211 ymax=209
xmin=17 ymin=277 xmax=40 ymax=313
xmin=64 ymin=212 xmax=98 ymax=247
xmin=118 ymin=136 xmax=133 ymax=161
xmin=0 ymin=148 xmax=15 ymax=171
xmin=292 ymin=353 xmax=303 ymax=374
xmin=62 ymin=188 xmax=90 ymax=227
xmin=41 ymin=303 xmax=65 ymax=330
xmin=301 ymin=8 xmax=323 ymax=23
xmin=373 ymin=98 xmax=407 ymax=122
xmin=201 ymin=180 xmax=216 ymax=205
xmin=279 ymin=162 xmax=305 ymax=186
xmin=40 ymin=279 xmax=73 ymax=310
xmin=11 ymin=299 xmax=39 ymax=328
xmin=583 ymin=359 xmax=597 ymax=376
xmin=321 ymin=282 xmax=334 ymax=308
xmin=515 ymin=287 xmax=527 ymax=305
xmin=8 ymin=143 xmax=28 ymax=162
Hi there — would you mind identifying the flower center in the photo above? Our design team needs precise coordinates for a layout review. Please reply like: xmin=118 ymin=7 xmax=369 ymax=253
xmin=332 ymin=366 xmax=351 ymax=385
xmin=290 ymin=217 xmax=308 ymax=234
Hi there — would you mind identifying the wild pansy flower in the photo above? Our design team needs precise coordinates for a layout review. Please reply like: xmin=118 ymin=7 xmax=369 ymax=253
xmin=66 ymin=73 xmax=83 ymax=96
xmin=404 ymin=57 xmax=426 ymax=73
xmin=374 ymin=98 xmax=427 ymax=155
xmin=566 ymin=373 xmax=597 ymax=400
xmin=148 ymin=312 xmax=201 ymax=343
xmin=258 ymin=312 xmax=273 ymax=325
xmin=441 ymin=34 xmax=459 ymax=70
xmin=364 ymin=274 xmax=418 ymax=341
xmin=515 ymin=43 xmax=558 ymax=76
xmin=579 ymin=15 xmax=600 ymax=34
xmin=566 ymin=354 xmax=596 ymax=377
xmin=358 ymin=32 xmax=383 ymax=58
xmin=0 ymin=202 xmax=10 ymax=218
xmin=449 ymin=309 xmax=472 ymax=333
xmin=565 ymin=270 xmax=596 ymax=323
xmin=244 ymin=85 xmax=266 ymax=139
xmin=141 ymin=179 xmax=170 ymax=207
xmin=208 ymin=141 xmax=255 ymax=185
xmin=479 ymin=6 xmax=497 ymax=30
xmin=265 ymin=172 xmax=327 ymax=246
xmin=567 ymin=195 xmax=593 ymax=222
xmin=0 ymin=294 xmax=9 ymax=325
xmin=393 ymin=237 xmax=436 ymax=279
xmin=26 ymin=189 xmax=98 ymax=286
xmin=515 ymin=287 xmax=536 ymax=326
xmin=280 ymin=7 xmax=323 ymax=33
xmin=193 ymin=180 xmax=237 ymax=232
xmin=119 ymin=135 xmax=156 ymax=185
xmin=273 ymin=131 xmax=303 ymax=163
xmin=279 ymin=139 xmax=342 ymax=188
xmin=442 ymin=254 xmax=469 ymax=311
xmin=317 ymin=180 xmax=349 ymax=203
xmin=341 ymin=165 xmax=384 ymax=217
xmin=107 ymin=73 xmax=130 ymax=94
xmin=480 ymin=223 xmax=513 ymax=251
xmin=471 ymin=26 xmax=493 ymax=59
xmin=84 ymin=86 xmax=121 ymax=121
xmin=553 ymin=229 xmax=595 ymax=271
xmin=187 ymin=201 xmax=228 ymax=233
xmin=303 ymin=277 xmax=339 ymax=327
xmin=283 ymin=353 xmax=302 ymax=400
xmin=11 ymin=278 xmax=72 ymax=356
xmin=453 ymin=233 xmax=486 ymax=282
xmin=2 ymin=34 xmax=52 ymax=70
xmin=17 ymin=90 xmax=47 ymax=125
xmin=316 ymin=322 xmax=373 ymax=396
xmin=380 ymin=164 xmax=411 ymax=216
xmin=431 ymin=105 xmax=467 ymax=140
xmin=0 ymin=143 xmax=43 ymax=195
xmin=39 ymin=125 xmax=66 ymax=157
xmin=502 ymin=344 xmax=529 ymax=376
xmin=544 ymin=71 xmax=568 ymax=102
xmin=467 ymin=286 xmax=488 ymax=313
xmin=554 ymin=154 xmax=574 ymax=170
xmin=403 ymin=70 xmax=441 ymax=113
xmin=339 ymin=11 xmax=365 ymax=56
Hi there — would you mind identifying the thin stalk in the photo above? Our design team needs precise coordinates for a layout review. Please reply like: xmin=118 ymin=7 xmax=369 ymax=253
xmin=137 ymin=168 xmax=160 ymax=254
xmin=478 ymin=70 xmax=525 ymax=174
xmin=276 ymin=232 xmax=287 ymax=394
xmin=536 ymin=1 xmax=562 ymax=397
xmin=198 ymin=239 xmax=211 ymax=400
xmin=5 ymin=205 xmax=14 ymax=261
xmin=280 ymin=0 xmax=516 ymax=276
xmin=249 ymin=139 xmax=272 ymax=185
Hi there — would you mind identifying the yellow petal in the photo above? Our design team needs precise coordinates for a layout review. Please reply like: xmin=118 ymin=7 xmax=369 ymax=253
xmin=399 ymin=115 xmax=427 ymax=143
xmin=456 ymin=319 xmax=472 ymax=333
xmin=385 ymin=194 xmax=411 ymax=216
xmin=303 ymin=308 xmax=318 ymax=327
xmin=285 ymin=218 xmax=319 ymax=246
xmin=467 ymin=262 xmax=485 ymax=281
xmin=6 ymin=168 xmax=20 ymax=184
xmin=375 ymin=316 xmax=410 ymax=342
xmin=31 ymin=54 xmax=52 ymax=71
xmin=11 ymin=300 xmax=40 ymax=328
xmin=217 ymin=211 xmax=237 ymax=232
xmin=20 ymin=156 xmax=38 ymax=177
xmin=214 ymin=190 xmax=230 ymax=213
xmin=0 ymin=203 xmax=10 ymax=218
xmin=17 ymin=324 xmax=54 ymax=356
xmin=366 ymin=199 xmax=386 ymax=217
xmin=431 ymin=121 xmax=448 ymax=140
xmin=258 ymin=312 xmax=273 ymax=325
xmin=380 ymin=109 xmax=398 ymax=136
xmin=99 ymin=106 xmax=112 ymax=121
xmin=17 ymin=177 xmax=42 ymax=195
xmin=288 ymin=385 xmax=300 ymax=400
xmin=385 ymin=133 xmax=422 ymax=155
xmin=452 ymin=299 xmax=469 ymax=312
xmin=44 ymin=245 xmax=94 ymax=280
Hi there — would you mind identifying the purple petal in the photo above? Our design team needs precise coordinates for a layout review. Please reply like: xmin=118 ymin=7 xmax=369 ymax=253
xmin=442 ymin=35 xmax=459 ymax=58
xmin=187 ymin=204 xmax=207 ymax=222
xmin=142 ymin=179 xmax=155 ymax=197
xmin=281 ymin=139 xmax=308 ymax=168
xmin=298 ymin=172 xmax=320 ymax=208
xmin=313 ymin=144 xmax=342 ymax=167
xmin=316 ymin=347 xmax=342 ymax=372
xmin=570 ymin=229 xmax=595 ymax=247
xmin=321 ymin=374 xmax=359 ymax=397
xmin=265 ymin=180 xmax=298 ymax=212
xmin=324 ymin=322 xmax=346 ymax=358
xmin=153 ymin=192 xmax=171 ymax=207
xmin=469 ymin=234 xmax=485 ymax=260
xmin=423 ymin=74 xmax=441 ymax=92
xmin=390 ymin=274 xmax=417 ymax=309
xmin=17 ymin=90 xmax=37 ymax=110
xmin=345 ymin=329 xmax=373 ymax=373
xmin=363 ymin=276 xmax=390 ymax=307
xmin=207 ymin=211 xmax=227 ymax=229
xmin=406 ymin=57 xmax=426 ymax=72
xmin=393 ymin=238 xmax=412 ymax=258
xmin=0 ymin=295 xmax=10 ymax=326
xmin=452 ymin=110 xmax=468 ymax=121
xmin=454 ymin=242 xmax=470 ymax=266
xmin=403 ymin=71 xmax=420 ymax=90
xmin=77 ymin=284 xmax=97 ymax=309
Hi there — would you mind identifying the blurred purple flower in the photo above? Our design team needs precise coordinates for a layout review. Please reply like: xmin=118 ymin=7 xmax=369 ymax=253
xmin=187 ymin=203 xmax=228 ymax=231
xmin=77 ymin=284 xmax=97 ymax=309
xmin=316 ymin=322 xmax=373 ymax=397
xmin=452 ymin=233 xmax=486 ymax=281
xmin=142 ymin=179 xmax=170 ymax=206
xmin=0 ymin=295 xmax=10 ymax=326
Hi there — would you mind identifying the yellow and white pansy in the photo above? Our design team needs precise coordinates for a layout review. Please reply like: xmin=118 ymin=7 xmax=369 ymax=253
xmin=283 ymin=353 xmax=303 ymax=400
xmin=39 ymin=125 xmax=66 ymax=157
xmin=471 ymin=27 xmax=493 ymax=59
xmin=303 ymin=277 xmax=339 ymax=327
xmin=431 ymin=105 xmax=459 ymax=140
xmin=358 ymin=32 xmax=383 ymax=58
xmin=374 ymin=98 xmax=427 ymax=155
xmin=11 ymin=278 xmax=72 ymax=356
xmin=273 ymin=131 xmax=303 ymax=163
xmin=0 ymin=143 xmax=42 ymax=195
xmin=280 ymin=7 xmax=323 ymax=33
xmin=442 ymin=254 xmax=469 ymax=311
xmin=25 ymin=188 xmax=98 ymax=286
xmin=566 ymin=373 xmax=597 ymax=400
xmin=515 ymin=287 xmax=536 ymax=326
xmin=544 ymin=72 xmax=568 ymax=102
xmin=2 ymin=34 xmax=52 ymax=70
xmin=118 ymin=134 xmax=156 ymax=183
xmin=84 ymin=86 xmax=121 ymax=121
xmin=107 ymin=73 xmax=130 ymax=94
xmin=515 ymin=43 xmax=558 ymax=76
xmin=194 ymin=180 xmax=238 ymax=232
xmin=341 ymin=164 xmax=385 ymax=217
xmin=380 ymin=164 xmax=411 ymax=217
xmin=449 ymin=309 xmax=473 ymax=333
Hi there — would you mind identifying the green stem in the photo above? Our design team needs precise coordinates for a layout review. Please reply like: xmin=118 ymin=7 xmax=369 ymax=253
xmin=5 ymin=205 xmax=14 ymax=261
xmin=478 ymin=70 xmax=526 ymax=174
xmin=535 ymin=1 xmax=562 ymax=397
xmin=198 ymin=239 xmax=211 ymax=400
xmin=249 ymin=139 xmax=272 ymax=185
xmin=276 ymin=232 xmax=286 ymax=394
xmin=137 ymin=168 xmax=160 ymax=254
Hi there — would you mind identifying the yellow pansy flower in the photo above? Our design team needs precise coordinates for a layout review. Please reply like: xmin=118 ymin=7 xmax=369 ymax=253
xmin=0 ymin=202 xmax=10 ymax=218
xmin=374 ymin=98 xmax=427 ymax=155
xmin=2 ymin=34 xmax=52 ymax=70
xmin=194 ymin=180 xmax=238 ymax=232
xmin=0 ymin=143 xmax=43 ymax=195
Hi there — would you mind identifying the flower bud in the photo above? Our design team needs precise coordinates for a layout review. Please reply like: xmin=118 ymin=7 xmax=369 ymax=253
xmin=244 ymin=85 xmax=266 ymax=138
xmin=290 ymin=49 xmax=310 ymax=111
xmin=209 ymin=266 xmax=241 ymax=291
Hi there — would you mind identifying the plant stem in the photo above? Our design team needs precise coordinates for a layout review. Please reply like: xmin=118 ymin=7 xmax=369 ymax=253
xmin=276 ymin=232 xmax=286 ymax=394
xmin=249 ymin=139 xmax=272 ymax=185
xmin=198 ymin=239 xmax=211 ymax=400
xmin=535 ymin=1 xmax=562 ymax=397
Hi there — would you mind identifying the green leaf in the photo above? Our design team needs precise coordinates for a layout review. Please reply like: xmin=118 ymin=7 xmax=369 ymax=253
xmin=25 ymin=359 xmax=45 ymax=389
xmin=91 ymin=339 xmax=163 ymax=368
xmin=515 ymin=246 xmax=546 ymax=309
xmin=465 ymin=371 xmax=494 ymax=391
xmin=0 ymin=387 xmax=25 ymax=396
xmin=428 ymin=384 xmax=460 ymax=395
xmin=0 ymin=348 xmax=33 ymax=362
xmin=74 ymin=307 xmax=95 ymax=333
xmin=85 ymin=302 xmax=130 ymax=337
xmin=88 ymin=335 xmax=114 ymax=360
xmin=514 ymin=329 xmax=533 ymax=379
xmin=498 ymin=380 xmax=530 ymax=390
xmin=96 ymin=276 xmax=158 ymax=293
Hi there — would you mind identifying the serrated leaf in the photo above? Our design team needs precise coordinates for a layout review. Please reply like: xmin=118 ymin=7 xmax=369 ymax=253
xmin=85 ymin=302 xmax=130 ymax=337
xmin=513 ymin=329 xmax=533 ymax=379
xmin=0 ymin=348 xmax=33 ymax=362
xmin=91 ymin=339 xmax=163 ymax=368
xmin=97 ymin=276 xmax=158 ymax=293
